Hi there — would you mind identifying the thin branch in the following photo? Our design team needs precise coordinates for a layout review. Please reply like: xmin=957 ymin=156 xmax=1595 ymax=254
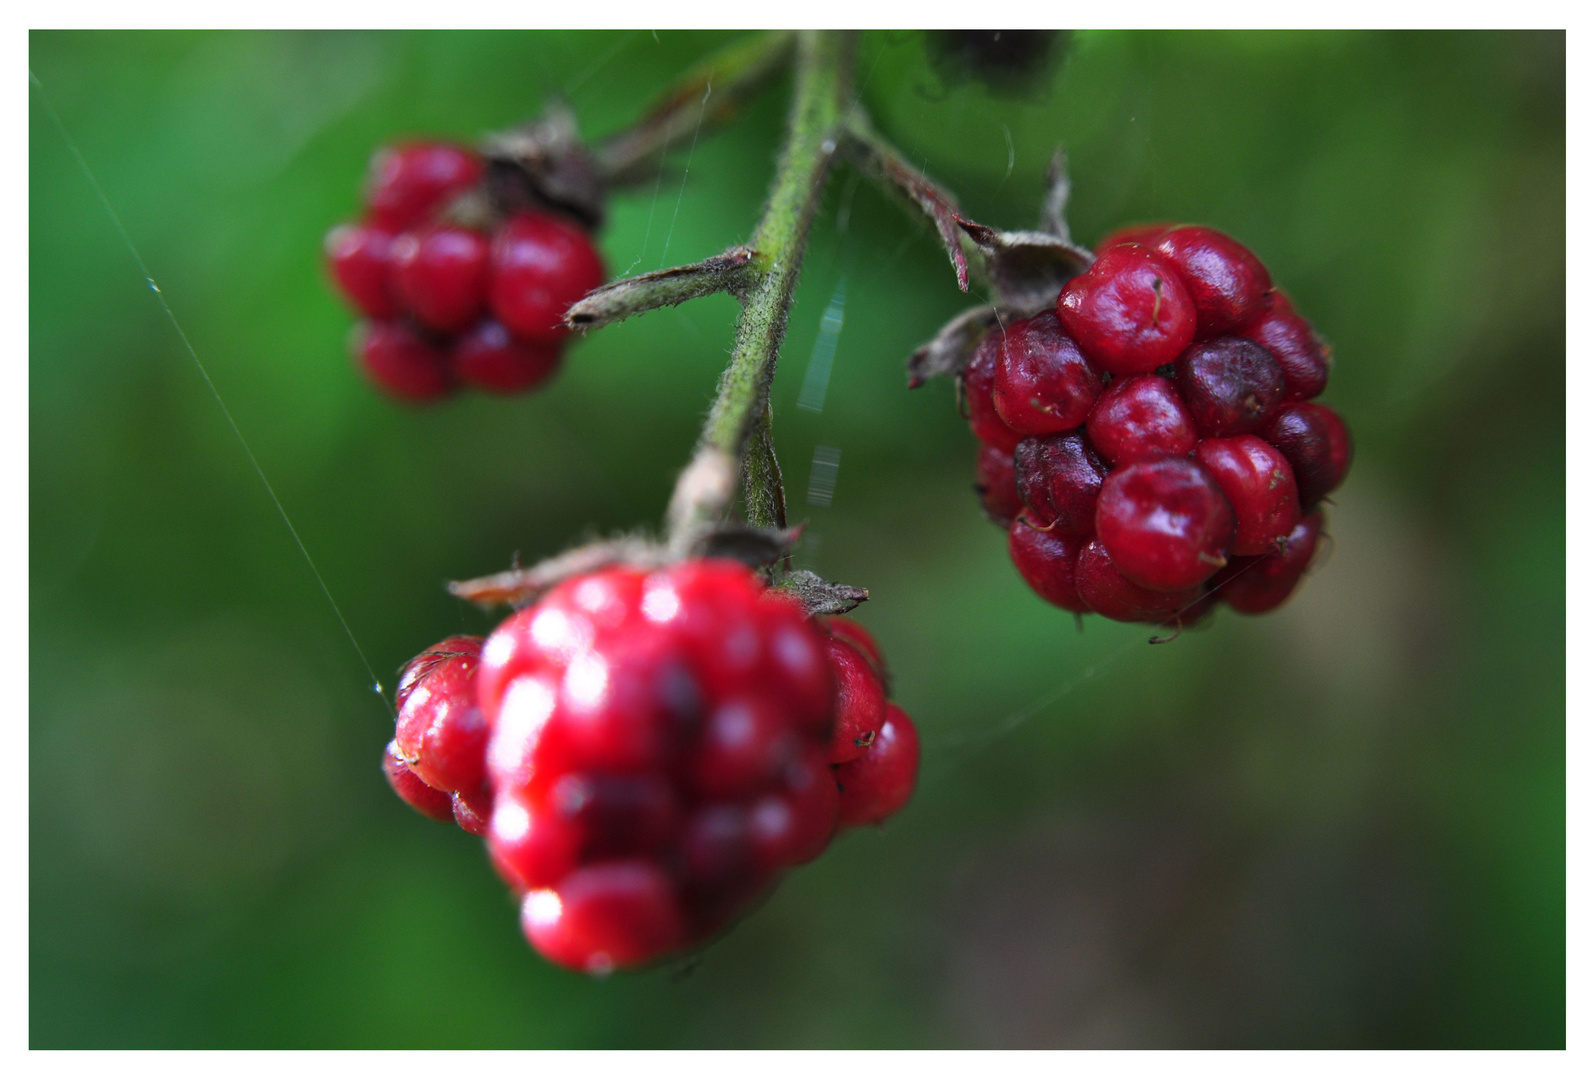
xmin=596 ymin=31 xmax=797 ymax=186
xmin=666 ymin=30 xmax=852 ymax=554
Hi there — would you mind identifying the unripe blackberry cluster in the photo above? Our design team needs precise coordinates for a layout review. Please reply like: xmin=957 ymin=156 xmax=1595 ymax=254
xmin=381 ymin=559 xmax=918 ymax=973
xmin=967 ymin=225 xmax=1350 ymax=624
xmin=325 ymin=142 xmax=606 ymax=401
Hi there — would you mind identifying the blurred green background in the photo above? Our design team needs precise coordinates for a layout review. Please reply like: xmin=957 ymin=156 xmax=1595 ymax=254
xmin=29 ymin=30 xmax=1564 ymax=1047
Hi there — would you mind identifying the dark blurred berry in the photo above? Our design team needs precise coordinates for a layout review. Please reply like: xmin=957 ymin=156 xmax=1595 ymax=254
xmin=926 ymin=31 xmax=1068 ymax=99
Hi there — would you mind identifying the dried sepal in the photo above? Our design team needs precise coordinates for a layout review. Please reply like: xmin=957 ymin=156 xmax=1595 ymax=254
xmin=773 ymin=569 xmax=869 ymax=616
xmin=565 ymin=247 xmax=757 ymax=330
xmin=480 ymin=102 xmax=607 ymax=230
xmin=956 ymin=220 xmax=1093 ymax=314
xmin=448 ymin=537 xmax=668 ymax=610
xmin=692 ymin=522 xmax=806 ymax=567
xmin=1039 ymin=146 xmax=1076 ymax=244
xmin=906 ymin=302 xmax=1007 ymax=387
xmin=841 ymin=106 xmax=972 ymax=292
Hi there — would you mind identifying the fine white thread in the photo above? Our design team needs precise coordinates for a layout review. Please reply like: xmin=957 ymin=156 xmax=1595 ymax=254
xmin=31 ymin=68 xmax=393 ymax=717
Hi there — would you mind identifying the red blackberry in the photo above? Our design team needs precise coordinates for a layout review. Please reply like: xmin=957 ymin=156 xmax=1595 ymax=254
xmin=961 ymin=221 xmax=1343 ymax=626
xmin=328 ymin=138 xmax=607 ymax=402
xmin=476 ymin=561 xmax=847 ymax=972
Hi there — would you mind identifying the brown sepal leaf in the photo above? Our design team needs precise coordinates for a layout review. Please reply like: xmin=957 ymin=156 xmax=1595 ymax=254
xmin=906 ymin=302 xmax=1006 ymax=387
xmin=773 ymin=569 xmax=869 ymax=616
xmin=480 ymin=102 xmax=607 ymax=230
xmin=955 ymin=220 xmax=1094 ymax=314
xmin=841 ymin=118 xmax=972 ymax=292
xmin=693 ymin=523 xmax=806 ymax=567
xmin=448 ymin=537 xmax=667 ymax=610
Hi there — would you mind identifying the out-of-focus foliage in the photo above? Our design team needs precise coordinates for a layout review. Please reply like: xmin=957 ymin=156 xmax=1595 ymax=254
xmin=30 ymin=30 xmax=1564 ymax=1047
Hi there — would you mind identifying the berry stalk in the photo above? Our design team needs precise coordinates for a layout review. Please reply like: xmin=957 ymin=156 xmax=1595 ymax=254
xmin=666 ymin=30 xmax=854 ymax=554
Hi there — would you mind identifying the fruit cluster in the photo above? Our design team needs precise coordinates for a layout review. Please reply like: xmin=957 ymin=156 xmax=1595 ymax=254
xmin=325 ymin=141 xmax=606 ymax=401
xmin=967 ymin=225 xmax=1350 ymax=624
xmin=381 ymin=559 xmax=918 ymax=974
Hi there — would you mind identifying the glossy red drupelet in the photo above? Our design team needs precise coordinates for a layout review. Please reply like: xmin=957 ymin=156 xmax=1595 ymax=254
xmin=1074 ymin=538 xmax=1203 ymax=623
xmin=1151 ymin=226 xmax=1272 ymax=336
xmin=1007 ymin=517 xmax=1089 ymax=613
xmin=382 ymin=741 xmax=456 ymax=823
xmin=391 ymin=225 xmax=490 ymax=333
xmin=355 ymin=321 xmax=453 ymax=402
xmin=489 ymin=212 xmax=608 ymax=343
xmin=835 ymin=704 xmax=920 ymax=827
xmin=390 ymin=636 xmax=493 ymax=832
xmin=1056 ymin=245 xmax=1197 ymax=375
xmin=452 ymin=319 xmax=564 ymax=395
xmin=1096 ymin=457 xmax=1236 ymax=592
xmin=1193 ymin=436 xmax=1300 ymax=557
xmin=474 ymin=560 xmax=915 ymax=973
xmin=962 ymin=332 xmax=1025 ymax=453
xmin=974 ymin=443 xmax=1023 ymax=526
xmin=325 ymin=223 xmax=400 ymax=319
xmin=394 ymin=635 xmax=488 ymax=794
xmin=991 ymin=311 xmax=1103 ymax=435
xmin=1216 ymin=511 xmax=1323 ymax=614
xmin=821 ymin=615 xmax=888 ymax=686
xmin=822 ymin=636 xmax=887 ymax=765
xmin=366 ymin=141 xmax=485 ymax=231
xmin=1085 ymin=374 xmax=1198 ymax=467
